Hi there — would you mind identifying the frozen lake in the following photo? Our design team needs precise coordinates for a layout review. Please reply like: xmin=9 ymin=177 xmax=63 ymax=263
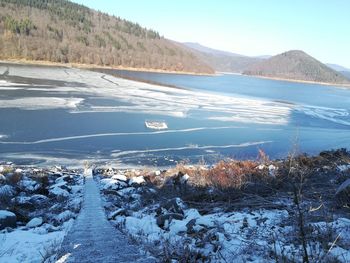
xmin=0 ymin=63 xmax=349 ymax=167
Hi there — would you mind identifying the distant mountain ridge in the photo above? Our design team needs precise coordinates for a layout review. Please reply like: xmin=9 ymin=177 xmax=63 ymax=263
xmin=183 ymin=42 xmax=265 ymax=73
xmin=0 ymin=0 xmax=213 ymax=73
xmin=326 ymin=63 xmax=350 ymax=72
xmin=243 ymin=50 xmax=350 ymax=85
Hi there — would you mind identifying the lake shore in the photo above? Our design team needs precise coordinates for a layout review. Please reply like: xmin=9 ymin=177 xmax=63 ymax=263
xmin=2 ymin=59 xmax=349 ymax=89
xmin=244 ymin=73 xmax=350 ymax=88
xmin=0 ymin=58 xmax=214 ymax=76
xmin=1 ymin=148 xmax=349 ymax=262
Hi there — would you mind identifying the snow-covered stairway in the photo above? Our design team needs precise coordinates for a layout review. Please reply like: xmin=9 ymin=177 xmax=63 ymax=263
xmin=57 ymin=168 xmax=155 ymax=263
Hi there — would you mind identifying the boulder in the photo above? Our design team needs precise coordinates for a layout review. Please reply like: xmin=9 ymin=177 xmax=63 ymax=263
xmin=129 ymin=176 xmax=146 ymax=186
xmin=186 ymin=219 xmax=197 ymax=234
xmin=112 ymin=173 xmax=127 ymax=182
xmin=26 ymin=217 xmax=43 ymax=228
xmin=157 ymin=198 xmax=185 ymax=216
xmin=156 ymin=213 xmax=184 ymax=228
xmin=30 ymin=194 xmax=49 ymax=206
xmin=108 ymin=208 xmax=130 ymax=220
xmin=335 ymin=178 xmax=350 ymax=205
xmin=0 ymin=210 xmax=16 ymax=230
xmin=0 ymin=174 xmax=6 ymax=182
xmin=49 ymin=186 xmax=69 ymax=198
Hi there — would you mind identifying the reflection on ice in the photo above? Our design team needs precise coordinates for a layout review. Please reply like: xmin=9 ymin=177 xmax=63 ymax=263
xmin=1 ymin=65 xmax=295 ymax=125
xmin=111 ymin=141 xmax=272 ymax=158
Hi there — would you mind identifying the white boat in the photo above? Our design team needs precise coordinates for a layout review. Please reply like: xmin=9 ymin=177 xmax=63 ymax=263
xmin=145 ymin=120 xmax=168 ymax=130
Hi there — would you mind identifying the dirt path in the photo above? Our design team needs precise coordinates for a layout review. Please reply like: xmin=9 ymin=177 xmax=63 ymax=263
xmin=57 ymin=169 xmax=155 ymax=263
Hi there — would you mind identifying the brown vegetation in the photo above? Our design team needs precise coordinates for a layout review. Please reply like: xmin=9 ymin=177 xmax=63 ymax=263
xmin=0 ymin=0 xmax=213 ymax=73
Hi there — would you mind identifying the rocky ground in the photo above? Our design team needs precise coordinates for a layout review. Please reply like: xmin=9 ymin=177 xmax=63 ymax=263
xmin=0 ymin=149 xmax=350 ymax=262
xmin=97 ymin=149 xmax=350 ymax=262
xmin=0 ymin=164 xmax=84 ymax=262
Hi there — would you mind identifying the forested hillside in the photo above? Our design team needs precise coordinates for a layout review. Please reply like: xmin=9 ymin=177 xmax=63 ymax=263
xmin=0 ymin=0 xmax=213 ymax=73
xmin=244 ymin=50 xmax=350 ymax=85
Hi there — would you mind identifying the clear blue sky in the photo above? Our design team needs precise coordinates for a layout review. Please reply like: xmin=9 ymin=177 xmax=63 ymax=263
xmin=72 ymin=0 xmax=350 ymax=68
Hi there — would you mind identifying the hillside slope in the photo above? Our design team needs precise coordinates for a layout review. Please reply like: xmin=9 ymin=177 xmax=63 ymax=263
xmin=183 ymin=42 xmax=265 ymax=73
xmin=243 ymin=50 xmax=350 ymax=85
xmin=0 ymin=0 xmax=213 ymax=73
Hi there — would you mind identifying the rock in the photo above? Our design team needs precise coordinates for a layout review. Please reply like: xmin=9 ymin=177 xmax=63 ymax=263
xmin=338 ymin=164 xmax=350 ymax=172
xmin=0 ymin=174 xmax=6 ymax=182
xmin=56 ymin=210 xmax=75 ymax=222
xmin=268 ymin=165 xmax=276 ymax=177
xmin=19 ymin=177 xmax=40 ymax=192
xmin=26 ymin=217 xmax=43 ymax=228
xmin=111 ymin=173 xmax=127 ymax=182
xmin=30 ymin=194 xmax=49 ymax=205
xmin=15 ymin=168 xmax=23 ymax=174
xmin=257 ymin=164 xmax=265 ymax=170
xmin=0 ymin=210 xmax=17 ymax=230
xmin=108 ymin=208 xmax=130 ymax=220
xmin=129 ymin=176 xmax=146 ymax=186
xmin=180 ymin=173 xmax=190 ymax=184
xmin=335 ymin=178 xmax=350 ymax=205
xmin=12 ymin=196 xmax=35 ymax=210
xmin=156 ymin=213 xmax=184 ymax=228
xmin=101 ymin=178 xmax=127 ymax=190
xmin=186 ymin=219 xmax=197 ymax=234
xmin=49 ymin=186 xmax=70 ymax=198
xmin=158 ymin=198 xmax=185 ymax=215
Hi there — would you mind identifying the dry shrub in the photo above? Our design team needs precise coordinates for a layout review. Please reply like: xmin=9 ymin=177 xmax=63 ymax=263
xmin=6 ymin=172 xmax=23 ymax=185
xmin=1 ymin=166 xmax=14 ymax=175
xmin=257 ymin=148 xmax=269 ymax=164
xmin=207 ymin=160 xmax=258 ymax=189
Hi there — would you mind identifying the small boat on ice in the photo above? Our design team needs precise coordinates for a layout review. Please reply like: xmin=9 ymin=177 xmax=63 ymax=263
xmin=145 ymin=120 xmax=168 ymax=130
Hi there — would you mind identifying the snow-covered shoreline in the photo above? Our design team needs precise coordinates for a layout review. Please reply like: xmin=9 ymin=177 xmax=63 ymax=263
xmin=0 ymin=165 xmax=84 ymax=262
xmin=96 ymin=149 xmax=350 ymax=262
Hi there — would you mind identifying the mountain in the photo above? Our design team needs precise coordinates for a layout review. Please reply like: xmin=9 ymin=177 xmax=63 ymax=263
xmin=326 ymin=63 xmax=350 ymax=72
xmin=0 ymin=0 xmax=213 ymax=74
xmin=183 ymin=42 xmax=265 ymax=73
xmin=326 ymin=63 xmax=350 ymax=80
xmin=243 ymin=50 xmax=350 ymax=85
xmin=340 ymin=71 xmax=350 ymax=80
xmin=184 ymin=42 xmax=243 ymax=57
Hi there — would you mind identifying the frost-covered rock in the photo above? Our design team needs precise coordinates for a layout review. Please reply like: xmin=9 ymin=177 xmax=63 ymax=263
xmin=26 ymin=217 xmax=43 ymax=228
xmin=0 ymin=185 xmax=16 ymax=198
xmin=18 ymin=177 xmax=40 ymax=192
xmin=156 ymin=213 xmax=184 ymax=229
xmin=129 ymin=176 xmax=146 ymax=186
xmin=336 ymin=178 xmax=350 ymax=205
xmin=15 ymin=168 xmax=23 ymax=174
xmin=56 ymin=210 xmax=75 ymax=222
xmin=0 ymin=174 xmax=6 ymax=182
xmin=50 ymin=181 xmax=68 ymax=189
xmin=108 ymin=208 xmax=129 ymax=220
xmin=268 ymin=164 xmax=276 ymax=177
xmin=100 ymin=178 xmax=127 ymax=190
xmin=117 ymin=187 xmax=136 ymax=196
xmin=338 ymin=164 xmax=350 ymax=172
xmin=157 ymin=197 xmax=185 ymax=216
xmin=111 ymin=173 xmax=127 ymax=182
xmin=50 ymin=186 xmax=69 ymax=197
xmin=30 ymin=194 xmax=49 ymax=205
xmin=180 ymin=173 xmax=190 ymax=184
xmin=71 ymin=185 xmax=83 ymax=194
xmin=0 ymin=210 xmax=16 ymax=230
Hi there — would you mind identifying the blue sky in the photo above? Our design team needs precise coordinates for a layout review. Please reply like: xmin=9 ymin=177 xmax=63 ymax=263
xmin=72 ymin=0 xmax=350 ymax=68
